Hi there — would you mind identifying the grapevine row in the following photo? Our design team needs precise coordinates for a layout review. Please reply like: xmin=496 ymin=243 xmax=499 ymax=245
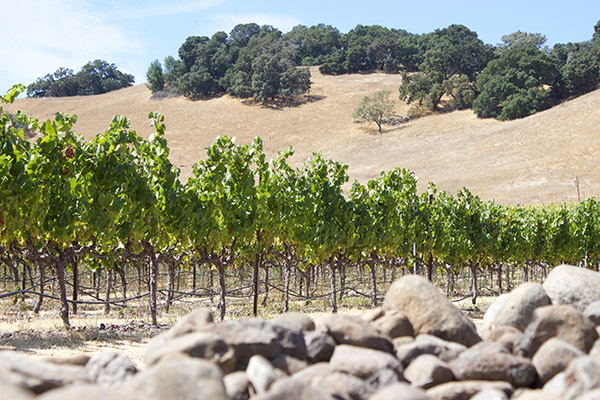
xmin=1 ymin=85 xmax=599 ymax=326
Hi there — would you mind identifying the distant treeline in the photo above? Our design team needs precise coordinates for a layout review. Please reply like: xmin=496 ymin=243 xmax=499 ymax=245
xmin=25 ymin=21 xmax=600 ymax=120
xmin=26 ymin=60 xmax=134 ymax=98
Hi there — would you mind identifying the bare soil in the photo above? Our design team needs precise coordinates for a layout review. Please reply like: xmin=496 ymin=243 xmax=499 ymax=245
xmin=5 ymin=67 xmax=600 ymax=204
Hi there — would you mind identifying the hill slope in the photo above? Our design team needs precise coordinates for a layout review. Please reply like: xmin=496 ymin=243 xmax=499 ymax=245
xmin=5 ymin=67 xmax=600 ymax=205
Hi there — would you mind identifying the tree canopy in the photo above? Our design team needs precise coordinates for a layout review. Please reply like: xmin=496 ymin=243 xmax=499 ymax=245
xmin=27 ymin=60 xmax=134 ymax=98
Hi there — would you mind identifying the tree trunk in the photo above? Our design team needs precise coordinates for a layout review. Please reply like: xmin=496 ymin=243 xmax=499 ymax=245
xmin=426 ymin=253 xmax=433 ymax=282
xmin=72 ymin=256 xmax=79 ymax=315
xmin=252 ymin=254 xmax=260 ymax=316
xmin=166 ymin=261 xmax=175 ymax=313
xmin=261 ymin=264 xmax=270 ymax=307
xmin=104 ymin=267 xmax=112 ymax=315
xmin=470 ymin=262 xmax=478 ymax=305
xmin=53 ymin=251 xmax=70 ymax=327
xmin=33 ymin=263 xmax=44 ymax=314
xmin=118 ymin=267 xmax=127 ymax=306
xmin=369 ymin=261 xmax=378 ymax=308
xmin=217 ymin=262 xmax=226 ymax=321
xmin=148 ymin=250 xmax=159 ymax=326
xmin=328 ymin=262 xmax=337 ymax=313
xmin=283 ymin=260 xmax=291 ymax=312
xmin=497 ymin=264 xmax=503 ymax=295
xmin=522 ymin=262 xmax=529 ymax=283
xmin=339 ymin=265 xmax=346 ymax=301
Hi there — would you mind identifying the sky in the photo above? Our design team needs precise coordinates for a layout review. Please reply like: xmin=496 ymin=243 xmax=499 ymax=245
xmin=2 ymin=0 xmax=600 ymax=94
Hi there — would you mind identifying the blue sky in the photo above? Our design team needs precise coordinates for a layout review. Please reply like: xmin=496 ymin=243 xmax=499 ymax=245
xmin=2 ymin=0 xmax=599 ymax=94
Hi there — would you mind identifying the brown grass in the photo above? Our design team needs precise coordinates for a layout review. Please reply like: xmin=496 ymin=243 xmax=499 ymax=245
xmin=5 ymin=67 xmax=600 ymax=205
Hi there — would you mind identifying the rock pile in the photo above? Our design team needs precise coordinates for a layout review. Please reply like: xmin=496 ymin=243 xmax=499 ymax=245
xmin=2 ymin=264 xmax=600 ymax=399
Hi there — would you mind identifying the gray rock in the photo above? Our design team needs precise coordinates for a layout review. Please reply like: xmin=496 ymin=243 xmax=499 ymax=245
xmin=373 ymin=310 xmax=415 ymax=338
xmin=395 ymin=334 xmax=467 ymax=367
xmin=383 ymin=275 xmax=481 ymax=347
xmin=211 ymin=318 xmax=307 ymax=369
xmin=37 ymin=384 xmax=130 ymax=400
xmin=482 ymin=283 xmax=551 ymax=333
xmin=512 ymin=389 xmax=561 ymax=400
xmin=223 ymin=371 xmax=251 ymax=400
xmin=304 ymin=330 xmax=336 ymax=363
xmin=368 ymin=382 xmax=432 ymax=400
xmin=0 ymin=384 xmax=36 ymax=399
xmin=450 ymin=342 xmax=536 ymax=388
xmin=579 ymin=389 xmax=600 ymax=400
xmin=329 ymin=344 xmax=403 ymax=380
xmin=42 ymin=354 xmax=90 ymax=366
xmin=404 ymin=354 xmax=454 ymax=389
xmin=316 ymin=314 xmax=394 ymax=352
xmin=362 ymin=307 xmax=385 ymax=322
xmin=0 ymin=351 xmax=90 ymax=394
xmin=515 ymin=305 xmax=599 ymax=357
xmin=85 ymin=352 xmax=137 ymax=386
xmin=470 ymin=388 xmax=508 ymax=400
xmin=246 ymin=355 xmax=285 ymax=394
xmin=275 ymin=312 xmax=315 ymax=332
xmin=586 ymin=300 xmax=600 ymax=326
xmin=426 ymin=380 xmax=514 ymax=400
xmin=164 ymin=308 xmax=214 ymax=340
xmin=543 ymin=264 xmax=600 ymax=311
xmin=253 ymin=377 xmax=333 ymax=400
xmin=270 ymin=353 xmax=307 ymax=375
xmin=485 ymin=325 xmax=522 ymax=352
xmin=532 ymin=338 xmax=585 ymax=384
xmin=558 ymin=356 xmax=600 ymax=399
xmin=127 ymin=356 xmax=227 ymax=400
xmin=144 ymin=331 xmax=236 ymax=372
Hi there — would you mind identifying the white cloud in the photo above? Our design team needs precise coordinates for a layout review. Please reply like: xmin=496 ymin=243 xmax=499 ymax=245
xmin=210 ymin=12 xmax=303 ymax=34
xmin=0 ymin=0 xmax=142 ymax=92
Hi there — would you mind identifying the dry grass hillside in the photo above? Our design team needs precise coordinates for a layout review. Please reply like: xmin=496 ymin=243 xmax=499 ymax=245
xmin=5 ymin=66 xmax=600 ymax=205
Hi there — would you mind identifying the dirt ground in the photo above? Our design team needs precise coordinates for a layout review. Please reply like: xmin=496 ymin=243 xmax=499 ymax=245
xmin=4 ymin=67 xmax=600 ymax=205
xmin=0 ymin=295 xmax=490 ymax=370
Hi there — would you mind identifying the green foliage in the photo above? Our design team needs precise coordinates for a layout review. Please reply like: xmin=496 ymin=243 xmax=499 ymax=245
xmin=473 ymin=45 xmax=559 ymax=120
xmin=146 ymin=60 xmax=165 ymax=93
xmin=498 ymin=31 xmax=548 ymax=51
xmin=353 ymin=90 xmax=395 ymax=132
xmin=164 ymin=25 xmax=311 ymax=103
xmin=27 ymin=60 xmax=134 ymax=98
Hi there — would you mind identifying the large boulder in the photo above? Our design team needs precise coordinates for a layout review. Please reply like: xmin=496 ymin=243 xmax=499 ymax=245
xmin=449 ymin=342 xmax=536 ymax=388
xmin=37 ymin=384 xmax=130 ymax=400
xmin=543 ymin=265 xmax=600 ymax=311
xmin=515 ymin=305 xmax=599 ymax=357
xmin=383 ymin=275 xmax=480 ymax=347
xmin=253 ymin=377 xmax=333 ymax=400
xmin=371 ymin=310 xmax=415 ymax=338
xmin=482 ymin=283 xmax=551 ymax=333
xmin=211 ymin=318 xmax=307 ymax=369
xmin=315 ymin=314 xmax=393 ymax=352
xmin=532 ymin=338 xmax=585 ymax=384
xmin=394 ymin=334 xmax=467 ymax=367
xmin=426 ymin=380 xmax=514 ymax=400
xmin=585 ymin=300 xmax=600 ymax=326
xmin=304 ymin=331 xmax=337 ymax=363
xmin=0 ymin=352 xmax=90 ymax=394
xmin=126 ymin=356 xmax=227 ymax=400
xmin=85 ymin=352 xmax=137 ymax=386
xmin=369 ymin=382 xmax=432 ymax=400
xmin=245 ymin=355 xmax=285 ymax=394
xmin=144 ymin=331 xmax=236 ymax=372
xmin=328 ymin=344 xmax=403 ymax=380
xmin=404 ymin=354 xmax=454 ymax=389
xmin=542 ymin=356 xmax=600 ymax=399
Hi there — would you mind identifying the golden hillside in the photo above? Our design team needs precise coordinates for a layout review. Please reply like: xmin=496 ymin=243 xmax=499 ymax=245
xmin=5 ymin=67 xmax=600 ymax=205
